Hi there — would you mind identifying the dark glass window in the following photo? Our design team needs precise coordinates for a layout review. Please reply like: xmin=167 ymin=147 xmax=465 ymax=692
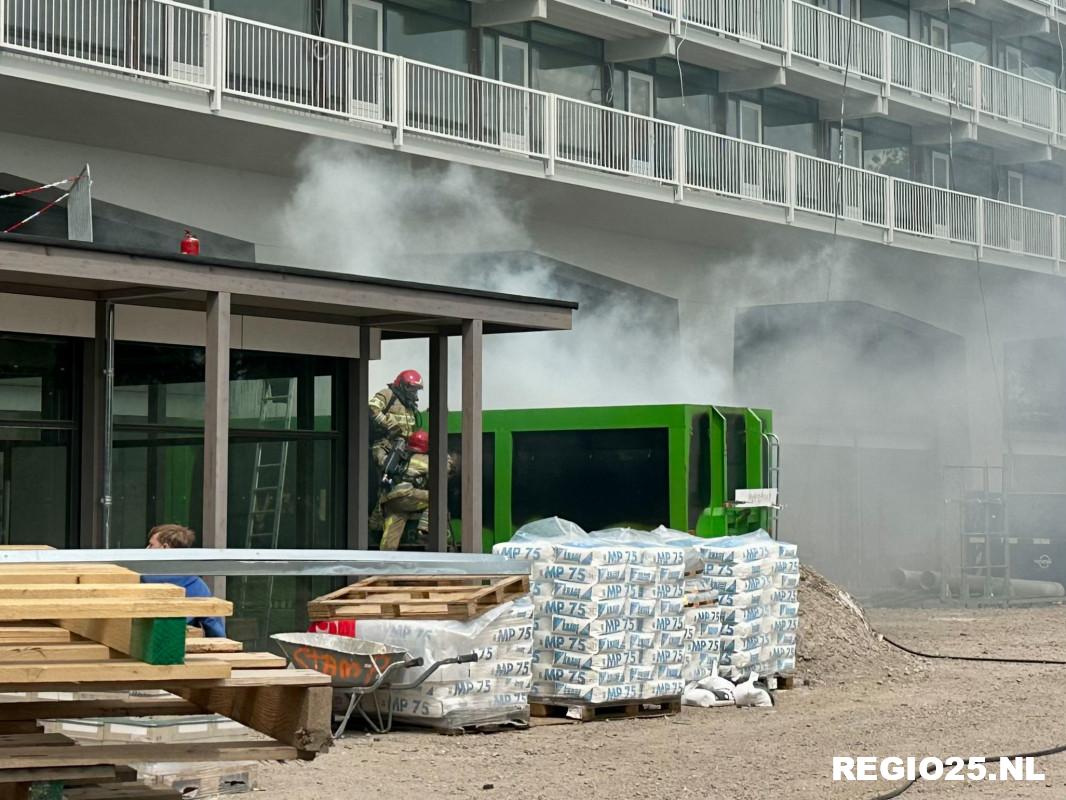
xmin=385 ymin=3 xmax=469 ymax=71
xmin=0 ymin=334 xmax=77 ymax=549
xmin=512 ymin=429 xmax=669 ymax=532
xmin=1006 ymin=338 xmax=1066 ymax=434
xmin=654 ymin=61 xmax=717 ymax=132
xmin=863 ymin=118 xmax=911 ymax=178
xmin=861 ymin=0 xmax=909 ymax=37
xmin=112 ymin=342 xmax=346 ymax=650
xmin=762 ymin=89 xmax=819 ymax=156
xmin=951 ymin=143 xmax=994 ymax=198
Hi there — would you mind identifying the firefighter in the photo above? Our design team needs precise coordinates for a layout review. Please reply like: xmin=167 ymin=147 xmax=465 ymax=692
xmin=369 ymin=369 xmax=423 ymax=468
xmin=378 ymin=429 xmax=431 ymax=551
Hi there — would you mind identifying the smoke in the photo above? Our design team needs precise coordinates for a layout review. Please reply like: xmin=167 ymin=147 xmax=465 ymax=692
xmin=280 ymin=142 xmax=730 ymax=408
xmin=278 ymin=142 xmax=1066 ymax=597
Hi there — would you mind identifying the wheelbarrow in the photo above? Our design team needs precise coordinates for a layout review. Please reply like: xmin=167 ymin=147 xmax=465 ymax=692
xmin=272 ymin=632 xmax=478 ymax=737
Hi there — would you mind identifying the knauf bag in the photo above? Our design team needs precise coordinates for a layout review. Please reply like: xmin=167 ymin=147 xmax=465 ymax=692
xmin=775 ymin=573 xmax=800 ymax=589
xmin=548 ymin=615 xmax=640 ymax=637
xmin=629 ymin=582 xmax=685 ymax=600
xmin=720 ymin=606 xmax=766 ymax=625
xmin=709 ymin=574 xmax=774 ymax=594
xmin=538 ymin=682 xmax=644 ymax=704
xmin=720 ymin=619 xmax=765 ymax=638
xmin=769 ymin=617 xmax=798 ymax=633
xmin=718 ymin=649 xmax=760 ymax=668
xmin=537 ymin=563 xmax=628 ymax=584
xmin=656 ymin=598 xmax=686 ymax=616
xmin=629 ymin=631 xmax=657 ymax=650
xmin=643 ymin=679 xmax=685 ymax=698
xmin=702 ymin=531 xmax=775 ymax=564
xmin=656 ymin=664 xmax=685 ymax=680
xmin=651 ymin=615 xmax=686 ymax=632
xmin=776 ymin=541 xmax=799 ymax=559
xmin=657 ymin=630 xmax=687 ymax=649
xmin=538 ymin=598 xmax=627 ymax=619
xmin=770 ymin=588 xmax=798 ymax=603
xmin=775 ymin=602 xmax=800 ymax=618
xmin=626 ymin=664 xmax=656 ymax=682
xmin=706 ymin=561 xmax=770 ymax=578
xmin=549 ymin=580 xmax=627 ymax=601
xmin=774 ymin=558 xmax=800 ymax=574
xmin=533 ymin=631 xmax=629 ymax=655
xmin=547 ymin=649 xmax=636 ymax=671
xmin=552 ymin=542 xmax=636 ymax=566
xmin=718 ymin=588 xmax=772 ymax=608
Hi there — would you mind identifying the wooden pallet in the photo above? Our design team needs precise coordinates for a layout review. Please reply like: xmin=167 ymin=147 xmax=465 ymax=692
xmin=529 ymin=695 xmax=681 ymax=723
xmin=308 ymin=574 xmax=530 ymax=621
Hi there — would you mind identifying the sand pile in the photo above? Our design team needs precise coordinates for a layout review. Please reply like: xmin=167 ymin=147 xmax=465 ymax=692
xmin=797 ymin=565 xmax=925 ymax=685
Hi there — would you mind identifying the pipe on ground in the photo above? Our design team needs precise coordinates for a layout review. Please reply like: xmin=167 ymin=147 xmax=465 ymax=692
xmin=920 ymin=570 xmax=1065 ymax=598
xmin=891 ymin=568 xmax=926 ymax=591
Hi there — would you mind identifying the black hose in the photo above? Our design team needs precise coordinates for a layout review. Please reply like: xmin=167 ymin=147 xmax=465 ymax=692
xmin=860 ymin=634 xmax=1066 ymax=798
xmin=879 ymin=632 xmax=1066 ymax=666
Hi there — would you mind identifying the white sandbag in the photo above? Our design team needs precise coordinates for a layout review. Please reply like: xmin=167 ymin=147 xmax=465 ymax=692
xmin=732 ymin=672 xmax=773 ymax=708
xmin=683 ymin=686 xmax=716 ymax=708
xmin=549 ymin=580 xmax=627 ymax=601
xmin=534 ymin=631 xmax=628 ymax=654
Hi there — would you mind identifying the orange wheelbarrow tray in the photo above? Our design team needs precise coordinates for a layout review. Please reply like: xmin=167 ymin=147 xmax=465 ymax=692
xmin=271 ymin=632 xmax=478 ymax=736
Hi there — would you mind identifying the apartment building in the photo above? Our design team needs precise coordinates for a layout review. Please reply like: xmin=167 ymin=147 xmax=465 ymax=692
xmin=2 ymin=0 xmax=1066 ymax=589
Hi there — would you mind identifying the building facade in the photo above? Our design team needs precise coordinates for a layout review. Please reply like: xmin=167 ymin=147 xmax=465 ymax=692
xmin=3 ymin=0 xmax=1066 ymax=594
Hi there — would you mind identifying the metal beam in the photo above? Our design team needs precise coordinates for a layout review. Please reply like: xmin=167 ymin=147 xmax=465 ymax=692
xmin=347 ymin=327 xmax=372 ymax=551
xmin=605 ymin=35 xmax=676 ymax=63
xmin=472 ymin=0 xmax=547 ymax=27
xmin=428 ymin=334 xmax=449 ymax=553
xmin=96 ymin=287 xmax=191 ymax=302
xmin=719 ymin=67 xmax=787 ymax=93
xmin=0 ymin=548 xmax=530 ymax=577
xmin=910 ymin=0 xmax=973 ymax=10
xmin=461 ymin=320 xmax=483 ymax=554
xmin=203 ymin=291 xmax=231 ymax=597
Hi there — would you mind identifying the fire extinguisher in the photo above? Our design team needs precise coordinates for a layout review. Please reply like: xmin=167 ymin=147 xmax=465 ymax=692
xmin=180 ymin=230 xmax=200 ymax=256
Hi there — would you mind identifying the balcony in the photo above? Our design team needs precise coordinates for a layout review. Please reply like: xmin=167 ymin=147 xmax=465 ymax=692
xmin=1 ymin=0 xmax=1064 ymax=274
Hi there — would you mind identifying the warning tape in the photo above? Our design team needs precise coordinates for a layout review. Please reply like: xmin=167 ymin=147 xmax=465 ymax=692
xmin=0 ymin=177 xmax=75 ymax=201
xmin=4 ymin=191 xmax=72 ymax=234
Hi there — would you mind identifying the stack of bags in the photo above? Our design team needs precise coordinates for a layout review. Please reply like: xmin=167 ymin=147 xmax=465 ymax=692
xmin=493 ymin=519 xmax=688 ymax=705
xmin=703 ymin=534 xmax=775 ymax=682
xmin=767 ymin=540 xmax=800 ymax=676
xmin=355 ymin=597 xmax=535 ymax=730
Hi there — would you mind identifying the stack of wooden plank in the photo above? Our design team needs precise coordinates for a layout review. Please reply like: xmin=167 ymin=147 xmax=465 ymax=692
xmin=0 ymin=561 xmax=332 ymax=800
xmin=307 ymin=574 xmax=530 ymax=621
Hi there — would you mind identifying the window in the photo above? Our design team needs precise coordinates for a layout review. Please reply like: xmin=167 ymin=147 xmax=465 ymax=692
xmin=0 ymin=334 xmax=78 ymax=549
xmin=385 ymin=2 xmax=470 ymax=71
xmin=761 ymin=90 xmax=818 ymax=156
xmin=948 ymin=10 xmax=991 ymax=65
xmin=112 ymin=342 xmax=346 ymax=649
xmin=862 ymin=118 xmax=911 ymax=179
xmin=860 ymin=0 xmax=909 ymax=38
xmin=653 ymin=61 xmax=717 ymax=132
xmin=950 ymin=143 xmax=993 ymax=198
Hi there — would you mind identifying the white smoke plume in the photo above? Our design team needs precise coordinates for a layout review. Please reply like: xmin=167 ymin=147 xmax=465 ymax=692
xmin=280 ymin=142 xmax=731 ymax=408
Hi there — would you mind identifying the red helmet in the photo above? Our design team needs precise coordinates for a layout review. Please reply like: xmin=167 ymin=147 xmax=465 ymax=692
xmin=407 ymin=430 xmax=429 ymax=454
xmin=394 ymin=369 xmax=423 ymax=390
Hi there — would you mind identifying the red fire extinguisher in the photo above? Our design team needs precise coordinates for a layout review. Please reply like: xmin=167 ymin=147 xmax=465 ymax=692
xmin=180 ymin=230 xmax=200 ymax=256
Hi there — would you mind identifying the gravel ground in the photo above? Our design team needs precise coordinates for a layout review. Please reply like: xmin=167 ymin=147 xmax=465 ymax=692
xmin=257 ymin=603 xmax=1066 ymax=800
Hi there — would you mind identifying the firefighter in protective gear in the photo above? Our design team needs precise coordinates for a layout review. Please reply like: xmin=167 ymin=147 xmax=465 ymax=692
xmin=369 ymin=369 xmax=423 ymax=467
xmin=378 ymin=430 xmax=431 ymax=551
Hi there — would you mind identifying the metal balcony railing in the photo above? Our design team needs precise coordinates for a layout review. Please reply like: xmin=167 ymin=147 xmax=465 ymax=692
xmin=791 ymin=3 xmax=885 ymax=82
xmin=680 ymin=0 xmax=786 ymax=50
xmin=980 ymin=63 xmax=1057 ymax=134
xmin=2 ymin=0 xmax=1065 ymax=269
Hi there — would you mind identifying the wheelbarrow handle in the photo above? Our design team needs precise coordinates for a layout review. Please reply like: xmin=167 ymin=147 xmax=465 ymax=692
xmin=403 ymin=657 xmax=425 ymax=669
xmin=455 ymin=653 xmax=478 ymax=664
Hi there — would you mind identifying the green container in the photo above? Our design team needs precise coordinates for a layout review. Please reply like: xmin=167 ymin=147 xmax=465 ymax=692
xmin=446 ymin=404 xmax=774 ymax=552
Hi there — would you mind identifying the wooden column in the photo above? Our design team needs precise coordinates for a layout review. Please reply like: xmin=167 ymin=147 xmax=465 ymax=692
xmin=460 ymin=320 xmax=483 ymax=554
xmin=428 ymin=334 xmax=449 ymax=553
xmin=347 ymin=327 xmax=371 ymax=550
xmin=203 ymin=292 xmax=231 ymax=597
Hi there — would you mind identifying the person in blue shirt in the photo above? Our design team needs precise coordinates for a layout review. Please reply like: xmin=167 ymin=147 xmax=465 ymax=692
xmin=142 ymin=524 xmax=226 ymax=638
